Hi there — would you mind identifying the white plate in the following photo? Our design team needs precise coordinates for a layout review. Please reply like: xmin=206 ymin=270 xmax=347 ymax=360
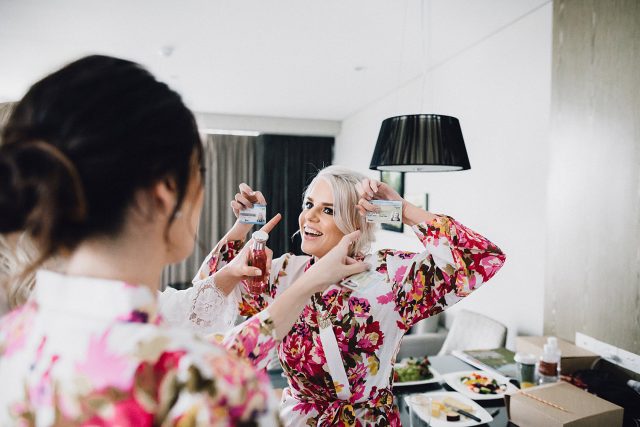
xmin=404 ymin=391 xmax=493 ymax=427
xmin=442 ymin=370 xmax=518 ymax=400
xmin=393 ymin=365 xmax=442 ymax=387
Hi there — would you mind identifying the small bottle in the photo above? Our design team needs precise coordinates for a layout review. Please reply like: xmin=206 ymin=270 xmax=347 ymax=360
xmin=514 ymin=352 xmax=537 ymax=389
xmin=246 ymin=230 xmax=269 ymax=294
xmin=538 ymin=336 xmax=561 ymax=384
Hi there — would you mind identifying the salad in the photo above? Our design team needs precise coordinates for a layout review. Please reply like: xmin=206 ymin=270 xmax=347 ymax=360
xmin=393 ymin=357 xmax=433 ymax=383
xmin=460 ymin=372 xmax=507 ymax=394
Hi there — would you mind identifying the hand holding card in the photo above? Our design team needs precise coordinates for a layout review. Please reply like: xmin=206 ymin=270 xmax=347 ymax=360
xmin=365 ymin=200 xmax=403 ymax=224
xmin=355 ymin=178 xmax=405 ymax=223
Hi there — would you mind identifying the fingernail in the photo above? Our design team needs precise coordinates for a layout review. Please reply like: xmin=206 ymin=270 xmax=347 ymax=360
xmin=254 ymin=269 xmax=262 ymax=275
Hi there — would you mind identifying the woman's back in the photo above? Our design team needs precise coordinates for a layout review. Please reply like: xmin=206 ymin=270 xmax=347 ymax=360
xmin=0 ymin=270 xmax=276 ymax=426
xmin=0 ymin=55 xmax=280 ymax=426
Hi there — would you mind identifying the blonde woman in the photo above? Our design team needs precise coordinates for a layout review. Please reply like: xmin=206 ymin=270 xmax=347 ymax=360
xmin=197 ymin=165 xmax=506 ymax=426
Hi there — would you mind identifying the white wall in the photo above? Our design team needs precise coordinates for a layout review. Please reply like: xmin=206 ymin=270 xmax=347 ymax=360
xmin=335 ymin=3 xmax=552 ymax=348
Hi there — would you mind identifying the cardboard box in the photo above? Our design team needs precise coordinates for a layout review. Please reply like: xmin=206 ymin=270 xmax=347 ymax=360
xmin=516 ymin=336 xmax=599 ymax=375
xmin=505 ymin=382 xmax=623 ymax=427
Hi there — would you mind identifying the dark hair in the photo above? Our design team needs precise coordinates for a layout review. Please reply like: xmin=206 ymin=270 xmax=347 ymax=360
xmin=0 ymin=55 xmax=203 ymax=262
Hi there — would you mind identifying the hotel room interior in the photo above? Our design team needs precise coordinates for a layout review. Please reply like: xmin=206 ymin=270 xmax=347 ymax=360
xmin=0 ymin=0 xmax=638 ymax=425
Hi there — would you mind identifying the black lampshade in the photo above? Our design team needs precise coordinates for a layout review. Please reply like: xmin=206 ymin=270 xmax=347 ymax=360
xmin=369 ymin=114 xmax=471 ymax=172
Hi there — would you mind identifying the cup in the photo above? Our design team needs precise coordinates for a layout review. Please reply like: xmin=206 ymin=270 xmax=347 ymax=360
xmin=514 ymin=352 xmax=537 ymax=388
xmin=407 ymin=394 xmax=431 ymax=427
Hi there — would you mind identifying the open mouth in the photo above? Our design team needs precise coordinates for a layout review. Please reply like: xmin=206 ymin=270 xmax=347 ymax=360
xmin=303 ymin=225 xmax=323 ymax=239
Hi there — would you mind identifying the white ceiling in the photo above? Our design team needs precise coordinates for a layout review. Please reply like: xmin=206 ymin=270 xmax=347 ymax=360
xmin=0 ymin=0 xmax=548 ymax=121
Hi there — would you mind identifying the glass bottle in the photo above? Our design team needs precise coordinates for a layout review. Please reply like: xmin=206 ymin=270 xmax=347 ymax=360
xmin=538 ymin=336 xmax=561 ymax=384
xmin=246 ymin=230 xmax=269 ymax=294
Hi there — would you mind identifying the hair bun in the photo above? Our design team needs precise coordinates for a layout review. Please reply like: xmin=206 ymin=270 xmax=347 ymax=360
xmin=0 ymin=141 xmax=87 ymax=253
xmin=0 ymin=152 xmax=27 ymax=232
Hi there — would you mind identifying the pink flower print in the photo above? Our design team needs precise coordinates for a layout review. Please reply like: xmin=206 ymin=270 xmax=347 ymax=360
xmin=1 ymin=305 xmax=36 ymax=357
xmin=356 ymin=321 xmax=384 ymax=353
xmin=348 ymin=298 xmax=370 ymax=317
xmin=117 ymin=310 xmax=149 ymax=324
xmin=478 ymin=255 xmax=505 ymax=280
xmin=393 ymin=266 xmax=408 ymax=283
xmin=207 ymin=254 xmax=218 ymax=276
xmin=108 ymin=397 xmax=154 ymax=426
xmin=28 ymin=354 xmax=59 ymax=407
xmin=35 ymin=336 xmax=47 ymax=362
xmin=76 ymin=331 xmax=132 ymax=391
xmin=376 ymin=291 xmax=395 ymax=305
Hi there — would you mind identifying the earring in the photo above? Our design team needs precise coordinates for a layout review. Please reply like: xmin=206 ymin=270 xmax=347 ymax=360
xmin=174 ymin=210 xmax=182 ymax=219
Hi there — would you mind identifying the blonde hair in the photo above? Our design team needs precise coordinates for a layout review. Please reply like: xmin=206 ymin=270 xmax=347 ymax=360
xmin=0 ymin=233 xmax=39 ymax=310
xmin=305 ymin=165 xmax=376 ymax=256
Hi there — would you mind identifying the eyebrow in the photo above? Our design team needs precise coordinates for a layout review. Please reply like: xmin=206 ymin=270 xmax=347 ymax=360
xmin=305 ymin=196 xmax=334 ymax=207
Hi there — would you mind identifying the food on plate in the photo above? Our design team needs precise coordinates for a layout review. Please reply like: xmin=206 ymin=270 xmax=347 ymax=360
xmin=442 ymin=397 xmax=474 ymax=412
xmin=446 ymin=412 xmax=461 ymax=422
xmin=393 ymin=356 xmax=433 ymax=382
xmin=460 ymin=372 xmax=507 ymax=394
xmin=430 ymin=397 xmax=474 ymax=419
xmin=431 ymin=404 xmax=441 ymax=418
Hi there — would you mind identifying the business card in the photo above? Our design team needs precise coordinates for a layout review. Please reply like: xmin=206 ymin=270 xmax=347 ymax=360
xmin=238 ymin=204 xmax=267 ymax=225
xmin=340 ymin=269 xmax=386 ymax=292
xmin=365 ymin=200 xmax=402 ymax=224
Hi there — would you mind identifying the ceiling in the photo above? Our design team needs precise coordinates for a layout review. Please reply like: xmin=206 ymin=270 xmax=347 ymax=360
xmin=0 ymin=0 xmax=548 ymax=121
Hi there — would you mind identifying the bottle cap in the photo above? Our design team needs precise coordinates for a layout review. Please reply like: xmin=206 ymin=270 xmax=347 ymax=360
xmin=514 ymin=352 xmax=537 ymax=365
xmin=251 ymin=230 xmax=269 ymax=242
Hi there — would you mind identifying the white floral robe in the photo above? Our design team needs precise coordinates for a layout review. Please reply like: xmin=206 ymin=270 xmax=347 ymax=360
xmin=0 ymin=271 xmax=280 ymax=426
xmin=213 ymin=215 xmax=507 ymax=426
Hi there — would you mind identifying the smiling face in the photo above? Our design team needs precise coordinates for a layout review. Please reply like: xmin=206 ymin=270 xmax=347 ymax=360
xmin=298 ymin=178 xmax=345 ymax=258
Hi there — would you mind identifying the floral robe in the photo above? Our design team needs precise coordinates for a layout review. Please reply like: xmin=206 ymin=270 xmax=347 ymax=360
xmin=158 ymin=242 xmax=243 ymax=335
xmin=0 ymin=270 xmax=280 ymax=427
xmin=202 ymin=215 xmax=506 ymax=426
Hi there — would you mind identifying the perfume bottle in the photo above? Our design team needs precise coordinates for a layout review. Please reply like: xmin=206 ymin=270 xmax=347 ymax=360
xmin=246 ymin=230 xmax=269 ymax=294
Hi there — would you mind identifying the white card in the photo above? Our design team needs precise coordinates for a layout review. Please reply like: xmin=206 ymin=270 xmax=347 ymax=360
xmin=238 ymin=204 xmax=267 ymax=225
xmin=366 ymin=200 xmax=402 ymax=223
xmin=340 ymin=269 xmax=387 ymax=292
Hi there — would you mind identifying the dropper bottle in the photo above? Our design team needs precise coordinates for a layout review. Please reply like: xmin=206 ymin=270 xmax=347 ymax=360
xmin=538 ymin=336 xmax=562 ymax=384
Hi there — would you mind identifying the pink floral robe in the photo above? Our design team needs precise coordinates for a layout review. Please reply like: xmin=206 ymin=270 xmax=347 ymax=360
xmin=0 ymin=270 xmax=281 ymax=426
xmin=201 ymin=215 xmax=506 ymax=426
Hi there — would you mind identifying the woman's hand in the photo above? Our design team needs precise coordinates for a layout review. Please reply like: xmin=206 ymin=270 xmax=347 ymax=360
xmin=265 ymin=230 xmax=370 ymax=340
xmin=355 ymin=177 xmax=402 ymax=216
xmin=299 ymin=230 xmax=370 ymax=295
xmin=230 ymin=183 xmax=266 ymax=217
xmin=355 ymin=177 xmax=436 ymax=226
xmin=226 ymin=183 xmax=268 ymax=241
xmin=214 ymin=214 xmax=281 ymax=292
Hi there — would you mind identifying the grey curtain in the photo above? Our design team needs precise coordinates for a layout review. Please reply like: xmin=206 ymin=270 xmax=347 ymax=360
xmin=161 ymin=134 xmax=257 ymax=289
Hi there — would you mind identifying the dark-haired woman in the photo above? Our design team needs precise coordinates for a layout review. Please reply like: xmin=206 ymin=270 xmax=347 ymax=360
xmin=0 ymin=55 xmax=368 ymax=426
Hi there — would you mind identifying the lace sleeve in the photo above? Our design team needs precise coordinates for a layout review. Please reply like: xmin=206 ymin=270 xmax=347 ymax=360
xmin=158 ymin=276 xmax=240 ymax=335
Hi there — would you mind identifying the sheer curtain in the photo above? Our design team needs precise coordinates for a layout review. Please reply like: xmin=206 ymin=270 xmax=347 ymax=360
xmin=161 ymin=134 xmax=257 ymax=289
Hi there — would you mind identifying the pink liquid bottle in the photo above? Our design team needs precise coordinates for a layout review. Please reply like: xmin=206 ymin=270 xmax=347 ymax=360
xmin=246 ymin=230 xmax=269 ymax=294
